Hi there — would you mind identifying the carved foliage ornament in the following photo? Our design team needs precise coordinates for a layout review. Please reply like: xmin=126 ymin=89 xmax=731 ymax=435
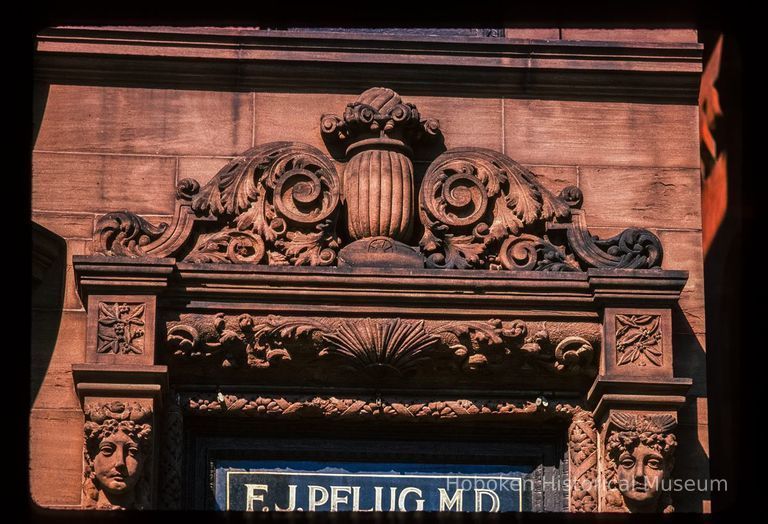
xmin=97 ymin=303 xmax=145 ymax=355
xmin=93 ymin=88 xmax=663 ymax=271
xmin=419 ymin=148 xmax=575 ymax=270
xmin=604 ymin=413 xmax=677 ymax=513
xmin=556 ymin=405 xmax=598 ymax=512
xmin=187 ymin=142 xmax=341 ymax=265
xmin=187 ymin=392 xmax=548 ymax=420
xmin=616 ymin=315 xmax=663 ymax=367
xmin=82 ymin=401 xmax=153 ymax=510
xmin=166 ymin=314 xmax=595 ymax=376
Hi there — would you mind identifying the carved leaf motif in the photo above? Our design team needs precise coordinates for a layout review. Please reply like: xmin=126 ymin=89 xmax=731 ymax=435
xmin=505 ymin=173 xmax=542 ymax=225
xmin=267 ymin=251 xmax=290 ymax=265
xmin=490 ymin=196 xmax=524 ymax=238
xmin=475 ymin=162 xmax=502 ymax=197
xmin=279 ymin=227 xmax=336 ymax=267
xmin=234 ymin=201 xmax=266 ymax=235
xmin=96 ymin=303 xmax=145 ymax=355
xmin=216 ymin=159 xmax=263 ymax=216
xmin=185 ymin=232 xmax=234 ymax=263
xmin=419 ymin=149 xmax=576 ymax=271
xmin=125 ymin=305 xmax=145 ymax=323
xmin=442 ymin=235 xmax=486 ymax=269
xmin=616 ymin=314 xmax=662 ymax=367
xmin=187 ymin=143 xmax=341 ymax=266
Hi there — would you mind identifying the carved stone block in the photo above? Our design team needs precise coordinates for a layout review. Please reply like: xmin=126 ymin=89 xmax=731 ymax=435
xmin=81 ymin=397 xmax=156 ymax=510
xmin=601 ymin=309 xmax=673 ymax=378
xmin=87 ymin=295 xmax=157 ymax=365
xmin=599 ymin=410 xmax=678 ymax=513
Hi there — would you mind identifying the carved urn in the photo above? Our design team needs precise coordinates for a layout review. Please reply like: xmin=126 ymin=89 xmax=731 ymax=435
xmin=322 ymin=88 xmax=439 ymax=243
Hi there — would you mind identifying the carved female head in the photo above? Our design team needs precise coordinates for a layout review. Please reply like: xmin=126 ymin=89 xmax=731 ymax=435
xmin=605 ymin=413 xmax=677 ymax=513
xmin=83 ymin=401 xmax=152 ymax=509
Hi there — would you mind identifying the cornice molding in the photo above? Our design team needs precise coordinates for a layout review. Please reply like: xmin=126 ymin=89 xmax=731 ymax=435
xmin=34 ymin=27 xmax=702 ymax=102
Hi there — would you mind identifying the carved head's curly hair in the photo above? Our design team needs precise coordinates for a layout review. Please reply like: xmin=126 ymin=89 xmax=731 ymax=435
xmin=604 ymin=413 xmax=677 ymax=513
xmin=82 ymin=401 xmax=153 ymax=509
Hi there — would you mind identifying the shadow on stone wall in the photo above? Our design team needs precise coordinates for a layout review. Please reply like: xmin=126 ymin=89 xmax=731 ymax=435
xmin=31 ymin=223 xmax=66 ymax=406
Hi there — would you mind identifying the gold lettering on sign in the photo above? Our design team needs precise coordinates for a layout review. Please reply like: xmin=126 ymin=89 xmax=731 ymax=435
xmin=245 ymin=484 xmax=268 ymax=512
xmin=274 ymin=485 xmax=297 ymax=511
xmin=438 ymin=488 xmax=464 ymax=511
xmin=398 ymin=487 xmax=425 ymax=511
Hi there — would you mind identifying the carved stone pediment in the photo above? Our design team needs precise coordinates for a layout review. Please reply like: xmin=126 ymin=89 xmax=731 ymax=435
xmin=93 ymin=89 xmax=663 ymax=273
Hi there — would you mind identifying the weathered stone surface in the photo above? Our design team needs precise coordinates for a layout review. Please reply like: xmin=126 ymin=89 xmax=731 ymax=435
xmin=579 ymin=167 xmax=701 ymax=230
xmin=31 ymin=311 xmax=86 ymax=410
xmin=504 ymin=28 xmax=560 ymax=39
xmin=673 ymin=333 xmax=707 ymax=396
xmin=35 ymin=84 xmax=253 ymax=156
xmin=407 ymin=95 xmax=502 ymax=161
xmin=659 ymin=231 xmax=706 ymax=335
xmin=32 ymin=212 xmax=95 ymax=239
xmin=523 ymin=165 xmax=578 ymax=194
xmin=254 ymin=92 xmax=349 ymax=152
xmin=560 ymin=28 xmax=698 ymax=43
xmin=63 ymin=239 xmax=90 ymax=311
xmin=503 ymin=100 xmax=699 ymax=168
xmin=177 ymin=156 xmax=234 ymax=188
xmin=29 ymin=409 xmax=85 ymax=507
xmin=32 ymin=153 xmax=177 ymax=215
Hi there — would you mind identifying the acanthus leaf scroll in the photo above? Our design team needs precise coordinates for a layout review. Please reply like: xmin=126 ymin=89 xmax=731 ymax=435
xmin=187 ymin=142 xmax=341 ymax=266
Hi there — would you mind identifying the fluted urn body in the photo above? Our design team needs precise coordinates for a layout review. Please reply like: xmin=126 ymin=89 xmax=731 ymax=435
xmin=321 ymin=87 xmax=438 ymax=243
xmin=344 ymin=146 xmax=414 ymax=241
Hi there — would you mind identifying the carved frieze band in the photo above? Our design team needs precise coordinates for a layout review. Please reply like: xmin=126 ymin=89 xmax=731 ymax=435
xmin=166 ymin=314 xmax=596 ymax=376
xmin=82 ymin=401 xmax=153 ymax=510
xmin=603 ymin=412 xmax=678 ymax=513
xmin=92 ymin=88 xmax=663 ymax=271
xmin=185 ymin=393 xmax=547 ymax=419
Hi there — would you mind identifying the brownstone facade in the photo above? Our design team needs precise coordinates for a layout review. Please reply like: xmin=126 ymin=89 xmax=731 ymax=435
xmin=31 ymin=26 xmax=709 ymax=512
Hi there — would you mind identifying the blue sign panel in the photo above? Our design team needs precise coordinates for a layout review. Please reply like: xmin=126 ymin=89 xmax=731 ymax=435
xmin=215 ymin=460 xmax=531 ymax=512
